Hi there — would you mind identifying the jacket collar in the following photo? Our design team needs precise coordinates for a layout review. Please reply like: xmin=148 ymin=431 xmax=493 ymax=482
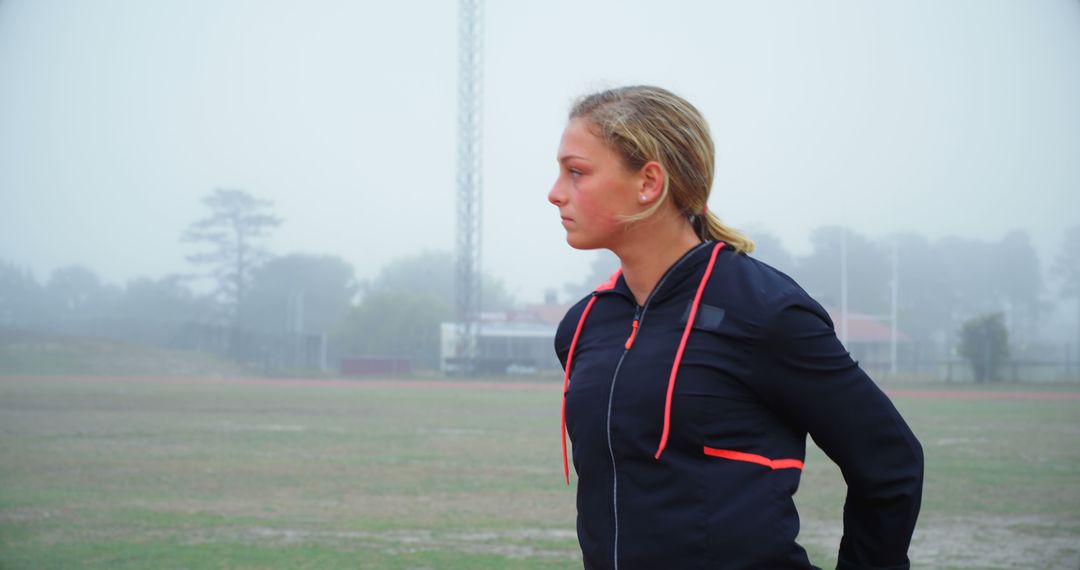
xmin=599 ymin=240 xmax=718 ymax=308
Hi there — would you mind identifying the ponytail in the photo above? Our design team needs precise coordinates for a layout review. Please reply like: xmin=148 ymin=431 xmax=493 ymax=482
xmin=696 ymin=211 xmax=754 ymax=253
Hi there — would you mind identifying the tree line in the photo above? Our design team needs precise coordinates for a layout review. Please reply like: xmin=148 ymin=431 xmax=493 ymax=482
xmin=0 ymin=189 xmax=515 ymax=373
xmin=567 ymin=224 xmax=1080 ymax=381
xmin=2 ymin=188 xmax=1078 ymax=379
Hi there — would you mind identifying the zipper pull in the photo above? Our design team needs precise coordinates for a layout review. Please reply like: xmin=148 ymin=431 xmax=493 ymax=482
xmin=625 ymin=308 xmax=642 ymax=350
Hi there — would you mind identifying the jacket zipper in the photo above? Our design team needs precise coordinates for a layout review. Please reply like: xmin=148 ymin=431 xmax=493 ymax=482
xmin=604 ymin=312 xmax=634 ymax=570
xmin=603 ymin=241 xmax=711 ymax=569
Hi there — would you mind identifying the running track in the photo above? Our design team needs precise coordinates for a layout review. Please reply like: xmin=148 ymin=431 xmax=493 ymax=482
xmin=2 ymin=375 xmax=1079 ymax=401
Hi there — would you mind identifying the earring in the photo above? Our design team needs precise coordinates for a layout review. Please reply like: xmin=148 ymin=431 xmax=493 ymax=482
xmin=639 ymin=195 xmax=647 ymax=203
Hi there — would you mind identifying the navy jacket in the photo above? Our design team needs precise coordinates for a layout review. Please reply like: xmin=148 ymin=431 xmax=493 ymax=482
xmin=556 ymin=241 xmax=923 ymax=570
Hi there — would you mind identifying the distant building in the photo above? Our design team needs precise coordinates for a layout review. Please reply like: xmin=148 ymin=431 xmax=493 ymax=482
xmin=440 ymin=304 xmax=913 ymax=377
xmin=440 ymin=303 xmax=569 ymax=375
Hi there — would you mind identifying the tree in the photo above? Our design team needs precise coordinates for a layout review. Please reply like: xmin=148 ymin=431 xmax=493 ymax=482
xmin=40 ymin=266 xmax=123 ymax=336
xmin=881 ymin=233 xmax=955 ymax=343
xmin=746 ymin=229 xmax=795 ymax=274
xmin=937 ymin=235 xmax=1007 ymax=319
xmin=182 ymin=189 xmax=281 ymax=348
xmin=113 ymin=274 xmax=213 ymax=345
xmin=335 ymin=251 xmax=514 ymax=370
xmin=793 ymin=226 xmax=890 ymax=314
xmin=241 ymin=254 xmax=358 ymax=335
xmin=334 ymin=290 xmax=452 ymax=370
xmin=1051 ymin=224 xmax=1080 ymax=361
xmin=958 ymin=313 xmax=1009 ymax=383
xmin=994 ymin=230 xmax=1043 ymax=344
xmin=371 ymin=250 xmax=515 ymax=312
xmin=119 ymin=275 xmax=204 ymax=322
xmin=46 ymin=266 xmax=101 ymax=311
xmin=0 ymin=261 xmax=49 ymax=328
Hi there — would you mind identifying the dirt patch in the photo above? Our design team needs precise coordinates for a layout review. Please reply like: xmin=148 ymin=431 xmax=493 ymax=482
xmin=801 ymin=515 xmax=1080 ymax=569
xmin=889 ymin=389 xmax=1080 ymax=401
xmin=195 ymin=519 xmax=1080 ymax=566
xmin=0 ymin=507 xmax=68 ymax=523
xmin=191 ymin=526 xmax=579 ymax=559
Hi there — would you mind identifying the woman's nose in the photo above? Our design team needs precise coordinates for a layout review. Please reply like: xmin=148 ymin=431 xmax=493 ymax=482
xmin=548 ymin=179 xmax=566 ymax=206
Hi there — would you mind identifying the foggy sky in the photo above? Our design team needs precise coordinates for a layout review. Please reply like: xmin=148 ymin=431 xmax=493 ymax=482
xmin=2 ymin=0 xmax=1078 ymax=305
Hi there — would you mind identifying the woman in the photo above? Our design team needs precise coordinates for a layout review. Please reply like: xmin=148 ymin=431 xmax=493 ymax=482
xmin=549 ymin=86 xmax=923 ymax=570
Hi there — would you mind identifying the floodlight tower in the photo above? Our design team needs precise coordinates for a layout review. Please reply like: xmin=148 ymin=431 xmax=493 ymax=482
xmin=455 ymin=0 xmax=483 ymax=374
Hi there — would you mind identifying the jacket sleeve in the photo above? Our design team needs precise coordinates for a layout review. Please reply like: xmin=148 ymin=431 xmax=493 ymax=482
xmin=752 ymin=294 xmax=924 ymax=570
xmin=554 ymin=297 xmax=590 ymax=370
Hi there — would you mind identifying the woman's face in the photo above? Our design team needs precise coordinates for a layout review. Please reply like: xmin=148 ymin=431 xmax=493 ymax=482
xmin=548 ymin=119 xmax=643 ymax=250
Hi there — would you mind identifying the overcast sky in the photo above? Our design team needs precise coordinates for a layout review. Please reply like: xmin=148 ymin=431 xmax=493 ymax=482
xmin=2 ymin=0 xmax=1078 ymax=304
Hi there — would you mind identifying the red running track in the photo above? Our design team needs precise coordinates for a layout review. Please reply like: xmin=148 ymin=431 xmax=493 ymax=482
xmin=2 ymin=375 xmax=1080 ymax=400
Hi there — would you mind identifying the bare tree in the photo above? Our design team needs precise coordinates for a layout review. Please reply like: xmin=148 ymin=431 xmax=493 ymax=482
xmin=183 ymin=189 xmax=281 ymax=345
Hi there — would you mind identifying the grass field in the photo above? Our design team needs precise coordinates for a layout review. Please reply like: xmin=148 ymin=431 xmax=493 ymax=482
xmin=0 ymin=330 xmax=248 ymax=378
xmin=1 ymin=376 xmax=1078 ymax=570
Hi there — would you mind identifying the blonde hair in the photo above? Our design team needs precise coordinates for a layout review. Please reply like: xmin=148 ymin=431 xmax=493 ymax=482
xmin=569 ymin=85 xmax=754 ymax=253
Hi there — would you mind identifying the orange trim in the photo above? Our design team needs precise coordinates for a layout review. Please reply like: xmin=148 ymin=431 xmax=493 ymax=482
xmin=561 ymin=295 xmax=598 ymax=485
xmin=596 ymin=268 xmax=622 ymax=291
xmin=703 ymin=446 xmax=805 ymax=471
xmin=624 ymin=319 xmax=639 ymax=350
xmin=770 ymin=459 xmax=806 ymax=470
xmin=655 ymin=242 xmax=725 ymax=460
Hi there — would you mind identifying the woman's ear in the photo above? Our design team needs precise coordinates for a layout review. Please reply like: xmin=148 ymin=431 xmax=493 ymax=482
xmin=639 ymin=160 xmax=665 ymax=203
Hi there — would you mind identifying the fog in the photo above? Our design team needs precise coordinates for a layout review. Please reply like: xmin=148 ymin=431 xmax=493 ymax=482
xmin=2 ymin=5 xmax=1079 ymax=564
xmin=2 ymin=0 xmax=1078 ymax=307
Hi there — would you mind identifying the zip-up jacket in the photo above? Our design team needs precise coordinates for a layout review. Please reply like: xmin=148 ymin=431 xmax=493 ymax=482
xmin=556 ymin=241 xmax=923 ymax=570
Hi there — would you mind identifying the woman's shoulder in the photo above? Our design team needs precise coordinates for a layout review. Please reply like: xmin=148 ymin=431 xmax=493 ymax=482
xmin=706 ymin=250 xmax=833 ymax=331
xmin=553 ymin=293 xmax=595 ymax=351
xmin=559 ymin=293 xmax=594 ymax=325
xmin=711 ymin=250 xmax=810 ymax=306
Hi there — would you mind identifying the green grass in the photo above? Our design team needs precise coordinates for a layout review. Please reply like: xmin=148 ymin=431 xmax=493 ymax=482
xmin=0 ymin=377 xmax=1078 ymax=569
xmin=0 ymin=329 xmax=247 ymax=377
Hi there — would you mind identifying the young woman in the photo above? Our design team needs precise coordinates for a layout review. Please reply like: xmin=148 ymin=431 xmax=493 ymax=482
xmin=549 ymin=85 xmax=923 ymax=569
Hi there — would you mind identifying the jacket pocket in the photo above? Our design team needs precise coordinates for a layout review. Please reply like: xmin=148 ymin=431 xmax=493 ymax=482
xmin=702 ymin=445 xmax=804 ymax=470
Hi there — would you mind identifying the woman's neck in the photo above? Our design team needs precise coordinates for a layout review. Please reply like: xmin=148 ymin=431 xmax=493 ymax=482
xmin=613 ymin=214 xmax=702 ymax=306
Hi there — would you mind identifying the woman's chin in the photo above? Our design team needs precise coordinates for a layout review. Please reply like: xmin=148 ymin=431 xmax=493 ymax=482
xmin=566 ymin=235 xmax=602 ymax=251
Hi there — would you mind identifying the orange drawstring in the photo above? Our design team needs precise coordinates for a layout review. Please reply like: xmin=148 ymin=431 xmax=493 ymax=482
xmin=562 ymin=269 xmax=623 ymax=485
xmin=562 ymin=295 xmax=597 ymax=485
xmin=624 ymin=319 xmax=639 ymax=350
xmin=655 ymin=242 xmax=724 ymax=460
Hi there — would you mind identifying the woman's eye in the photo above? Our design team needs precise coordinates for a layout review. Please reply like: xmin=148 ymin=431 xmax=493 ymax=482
xmin=569 ymin=169 xmax=582 ymax=178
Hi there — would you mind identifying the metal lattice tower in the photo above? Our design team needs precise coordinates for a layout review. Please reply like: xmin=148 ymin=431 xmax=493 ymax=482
xmin=455 ymin=0 xmax=483 ymax=373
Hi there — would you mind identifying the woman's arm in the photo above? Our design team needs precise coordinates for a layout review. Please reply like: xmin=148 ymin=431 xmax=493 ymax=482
xmin=753 ymin=296 xmax=924 ymax=570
